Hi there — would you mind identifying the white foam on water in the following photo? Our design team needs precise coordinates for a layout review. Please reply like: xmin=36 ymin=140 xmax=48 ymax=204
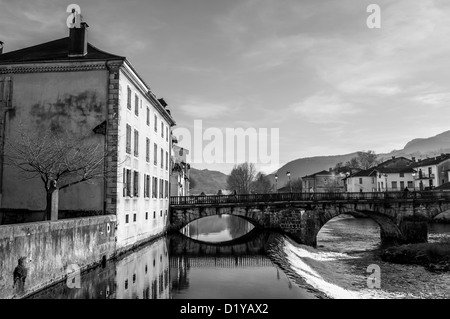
xmin=282 ymin=238 xmax=408 ymax=299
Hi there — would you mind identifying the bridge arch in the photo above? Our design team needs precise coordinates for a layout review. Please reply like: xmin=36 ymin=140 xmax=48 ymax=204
xmin=308 ymin=209 xmax=403 ymax=247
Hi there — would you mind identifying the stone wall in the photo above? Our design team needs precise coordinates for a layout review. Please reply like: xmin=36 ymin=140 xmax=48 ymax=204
xmin=0 ymin=215 xmax=116 ymax=299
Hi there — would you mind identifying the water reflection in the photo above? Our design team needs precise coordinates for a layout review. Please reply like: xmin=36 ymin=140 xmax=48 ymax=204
xmin=181 ymin=215 xmax=255 ymax=243
xmin=30 ymin=229 xmax=315 ymax=299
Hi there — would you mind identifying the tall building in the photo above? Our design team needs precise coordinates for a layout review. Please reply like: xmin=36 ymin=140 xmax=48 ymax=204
xmin=0 ymin=22 xmax=175 ymax=251
xmin=170 ymin=142 xmax=190 ymax=197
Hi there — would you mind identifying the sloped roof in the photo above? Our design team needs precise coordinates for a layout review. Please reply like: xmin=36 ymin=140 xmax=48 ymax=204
xmin=0 ymin=37 xmax=125 ymax=64
xmin=350 ymin=168 xmax=377 ymax=177
xmin=434 ymin=182 xmax=450 ymax=190
xmin=302 ymin=170 xmax=336 ymax=179
xmin=411 ymin=154 xmax=450 ymax=168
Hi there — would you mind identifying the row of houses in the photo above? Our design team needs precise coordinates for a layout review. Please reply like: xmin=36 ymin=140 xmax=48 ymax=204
xmin=0 ymin=20 xmax=190 ymax=250
xmin=301 ymin=155 xmax=450 ymax=193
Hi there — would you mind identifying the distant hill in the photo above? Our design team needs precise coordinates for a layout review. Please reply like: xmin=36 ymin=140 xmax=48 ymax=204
xmin=189 ymin=130 xmax=450 ymax=192
xmin=189 ymin=168 xmax=228 ymax=195
xmin=269 ymin=130 xmax=450 ymax=188
xmin=266 ymin=153 xmax=359 ymax=189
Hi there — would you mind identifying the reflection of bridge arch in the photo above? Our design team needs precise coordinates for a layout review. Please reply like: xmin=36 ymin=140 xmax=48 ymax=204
xmin=169 ymin=230 xmax=271 ymax=257
xmin=170 ymin=256 xmax=273 ymax=269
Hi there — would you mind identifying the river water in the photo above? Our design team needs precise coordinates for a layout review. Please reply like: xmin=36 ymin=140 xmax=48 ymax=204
xmin=29 ymin=215 xmax=450 ymax=299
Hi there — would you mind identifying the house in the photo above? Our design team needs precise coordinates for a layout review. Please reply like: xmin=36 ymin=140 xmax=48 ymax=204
xmin=344 ymin=157 xmax=416 ymax=192
xmin=0 ymin=21 xmax=176 ymax=251
xmin=170 ymin=142 xmax=191 ymax=196
xmin=302 ymin=169 xmax=345 ymax=193
xmin=411 ymin=154 xmax=450 ymax=190
xmin=345 ymin=169 xmax=377 ymax=192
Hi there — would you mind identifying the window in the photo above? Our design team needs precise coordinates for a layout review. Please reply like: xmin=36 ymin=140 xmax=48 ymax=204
xmin=127 ymin=86 xmax=132 ymax=110
xmin=133 ymin=171 xmax=139 ymax=197
xmin=133 ymin=214 xmax=137 ymax=222
xmin=154 ymin=115 xmax=158 ymax=132
xmin=135 ymin=94 xmax=139 ymax=116
xmin=154 ymin=143 xmax=158 ymax=166
xmin=125 ymin=280 xmax=128 ymax=290
xmin=146 ymin=138 xmax=150 ymax=163
xmin=166 ymin=151 xmax=169 ymax=171
xmin=152 ymin=177 xmax=158 ymax=198
xmin=166 ymin=127 xmax=169 ymax=142
xmin=161 ymin=122 xmax=164 ymax=138
xmin=165 ymin=181 xmax=169 ymax=199
xmin=153 ymin=211 xmax=156 ymax=219
xmin=160 ymin=210 xmax=162 ymax=217
xmin=126 ymin=125 xmax=132 ymax=154
xmin=134 ymin=130 xmax=139 ymax=157
xmin=124 ymin=169 xmax=132 ymax=197
xmin=165 ymin=210 xmax=168 ymax=216
xmin=392 ymin=181 xmax=398 ymax=189
xmin=400 ymin=181 xmax=405 ymax=190
xmin=123 ymin=168 xmax=127 ymax=197
xmin=359 ymin=178 xmax=363 ymax=184
xmin=147 ymin=107 xmax=150 ymax=126
xmin=408 ymin=181 xmax=414 ymax=188
xmin=399 ymin=173 xmax=404 ymax=178
xmin=125 ymin=215 xmax=129 ymax=224
xmin=161 ymin=148 xmax=164 ymax=169
xmin=144 ymin=175 xmax=150 ymax=198
xmin=160 ymin=179 xmax=164 ymax=198
xmin=146 ymin=212 xmax=148 ymax=220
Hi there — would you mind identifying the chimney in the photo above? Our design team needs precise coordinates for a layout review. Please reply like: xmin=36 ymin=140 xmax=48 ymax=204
xmin=68 ymin=22 xmax=89 ymax=57
xmin=0 ymin=41 xmax=4 ymax=54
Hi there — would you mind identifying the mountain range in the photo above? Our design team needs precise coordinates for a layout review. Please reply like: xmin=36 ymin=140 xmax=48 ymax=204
xmin=189 ymin=130 xmax=450 ymax=194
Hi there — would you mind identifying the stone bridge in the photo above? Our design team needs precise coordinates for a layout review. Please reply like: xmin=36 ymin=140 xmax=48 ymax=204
xmin=170 ymin=191 xmax=450 ymax=246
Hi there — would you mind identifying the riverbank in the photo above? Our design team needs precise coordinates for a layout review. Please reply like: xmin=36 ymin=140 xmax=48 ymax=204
xmin=381 ymin=242 xmax=450 ymax=272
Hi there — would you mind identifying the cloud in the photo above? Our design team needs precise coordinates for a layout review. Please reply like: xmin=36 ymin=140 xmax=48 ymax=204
xmin=178 ymin=99 xmax=236 ymax=119
xmin=290 ymin=94 xmax=360 ymax=125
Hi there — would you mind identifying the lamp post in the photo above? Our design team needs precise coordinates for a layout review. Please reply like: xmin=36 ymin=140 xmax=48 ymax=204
xmin=275 ymin=174 xmax=278 ymax=193
xmin=287 ymin=171 xmax=292 ymax=193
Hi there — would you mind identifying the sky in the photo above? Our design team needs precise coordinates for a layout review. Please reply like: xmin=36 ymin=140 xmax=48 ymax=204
xmin=1 ymin=0 xmax=450 ymax=174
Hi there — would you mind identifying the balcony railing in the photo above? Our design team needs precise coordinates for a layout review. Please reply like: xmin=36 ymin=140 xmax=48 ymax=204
xmin=170 ymin=191 xmax=450 ymax=206
xmin=414 ymin=173 xmax=435 ymax=180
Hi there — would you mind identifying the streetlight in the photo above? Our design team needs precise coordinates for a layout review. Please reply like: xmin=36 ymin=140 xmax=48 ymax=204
xmin=275 ymin=174 xmax=278 ymax=193
xmin=286 ymin=171 xmax=292 ymax=193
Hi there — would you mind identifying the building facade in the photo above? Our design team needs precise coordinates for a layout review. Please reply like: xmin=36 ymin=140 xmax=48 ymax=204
xmin=411 ymin=154 xmax=450 ymax=190
xmin=0 ymin=22 xmax=176 ymax=251
xmin=170 ymin=143 xmax=190 ymax=197
xmin=302 ymin=170 xmax=345 ymax=193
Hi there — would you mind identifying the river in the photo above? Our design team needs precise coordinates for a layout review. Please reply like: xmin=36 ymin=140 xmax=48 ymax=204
xmin=29 ymin=215 xmax=450 ymax=299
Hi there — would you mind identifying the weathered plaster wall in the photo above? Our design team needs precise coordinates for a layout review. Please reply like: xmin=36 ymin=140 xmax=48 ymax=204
xmin=0 ymin=215 xmax=116 ymax=299
xmin=3 ymin=70 xmax=108 ymax=211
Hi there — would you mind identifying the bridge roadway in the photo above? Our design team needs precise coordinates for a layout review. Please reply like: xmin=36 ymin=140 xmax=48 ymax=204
xmin=170 ymin=191 xmax=450 ymax=246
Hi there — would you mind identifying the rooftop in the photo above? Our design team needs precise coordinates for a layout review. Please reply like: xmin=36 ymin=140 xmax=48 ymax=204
xmin=411 ymin=154 xmax=450 ymax=167
xmin=0 ymin=37 xmax=125 ymax=64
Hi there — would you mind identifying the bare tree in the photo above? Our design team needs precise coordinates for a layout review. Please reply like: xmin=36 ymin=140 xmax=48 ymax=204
xmin=6 ymin=130 xmax=107 ymax=221
xmin=227 ymin=162 xmax=256 ymax=194
xmin=291 ymin=178 xmax=303 ymax=193
xmin=252 ymin=172 xmax=273 ymax=194
xmin=357 ymin=150 xmax=379 ymax=170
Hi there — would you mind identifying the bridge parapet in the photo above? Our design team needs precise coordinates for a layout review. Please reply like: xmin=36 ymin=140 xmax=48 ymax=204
xmin=171 ymin=191 xmax=450 ymax=207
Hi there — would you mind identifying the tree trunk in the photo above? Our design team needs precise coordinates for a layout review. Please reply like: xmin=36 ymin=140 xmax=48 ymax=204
xmin=45 ymin=180 xmax=58 ymax=221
